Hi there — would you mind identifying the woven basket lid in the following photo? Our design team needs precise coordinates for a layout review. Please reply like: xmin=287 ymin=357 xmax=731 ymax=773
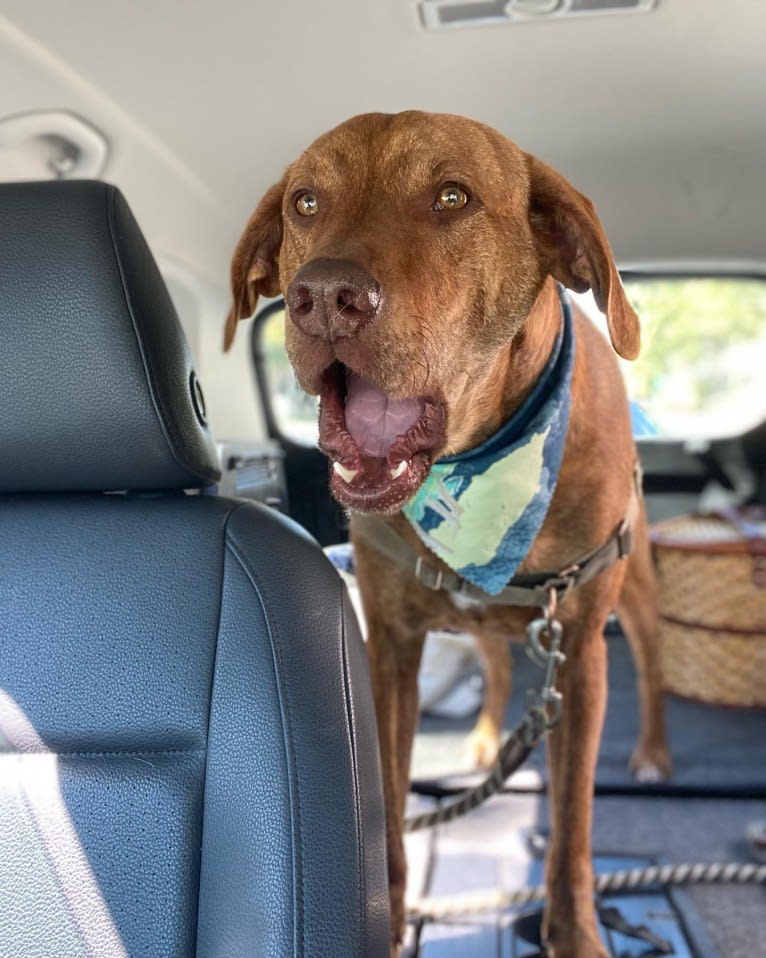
xmin=651 ymin=509 xmax=766 ymax=554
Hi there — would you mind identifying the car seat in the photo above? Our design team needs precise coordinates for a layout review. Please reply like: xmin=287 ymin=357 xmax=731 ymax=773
xmin=0 ymin=180 xmax=389 ymax=957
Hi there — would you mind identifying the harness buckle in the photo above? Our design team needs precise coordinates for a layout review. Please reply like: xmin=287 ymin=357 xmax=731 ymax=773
xmin=616 ymin=519 xmax=633 ymax=559
xmin=541 ymin=574 xmax=577 ymax=603
xmin=415 ymin=555 xmax=444 ymax=591
xmin=524 ymin=615 xmax=566 ymax=733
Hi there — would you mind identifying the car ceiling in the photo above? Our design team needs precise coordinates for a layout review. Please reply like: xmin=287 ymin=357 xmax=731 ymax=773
xmin=1 ymin=0 xmax=765 ymax=306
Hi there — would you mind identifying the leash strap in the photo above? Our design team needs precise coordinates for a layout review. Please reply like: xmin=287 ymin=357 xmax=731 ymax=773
xmin=354 ymin=474 xmax=639 ymax=606
xmin=409 ymin=862 xmax=766 ymax=922
xmin=405 ymin=611 xmax=566 ymax=833
xmin=404 ymin=731 xmax=534 ymax=832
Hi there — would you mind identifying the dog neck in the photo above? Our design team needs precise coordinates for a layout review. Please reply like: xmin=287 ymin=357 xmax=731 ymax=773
xmin=446 ymin=278 xmax=565 ymax=454
xmin=402 ymin=282 xmax=575 ymax=596
xmin=505 ymin=278 xmax=568 ymax=414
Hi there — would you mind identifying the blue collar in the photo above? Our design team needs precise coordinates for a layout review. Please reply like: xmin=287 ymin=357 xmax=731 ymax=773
xmin=402 ymin=290 xmax=575 ymax=595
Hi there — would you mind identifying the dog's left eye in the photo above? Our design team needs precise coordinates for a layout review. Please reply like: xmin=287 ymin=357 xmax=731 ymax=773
xmin=295 ymin=193 xmax=320 ymax=216
xmin=434 ymin=183 xmax=470 ymax=211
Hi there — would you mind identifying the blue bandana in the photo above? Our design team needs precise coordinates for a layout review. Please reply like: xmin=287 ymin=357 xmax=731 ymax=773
xmin=402 ymin=293 xmax=575 ymax=596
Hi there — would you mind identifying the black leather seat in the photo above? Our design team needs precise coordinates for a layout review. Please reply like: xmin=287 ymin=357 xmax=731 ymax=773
xmin=0 ymin=180 xmax=389 ymax=957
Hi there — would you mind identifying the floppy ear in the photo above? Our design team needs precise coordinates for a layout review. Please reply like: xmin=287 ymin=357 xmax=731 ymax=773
xmin=525 ymin=154 xmax=640 ymax=360
xmin=223 ymin=176 xmax=287 ymax=351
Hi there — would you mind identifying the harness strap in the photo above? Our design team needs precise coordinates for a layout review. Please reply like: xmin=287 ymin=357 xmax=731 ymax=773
xmin=354 ymin=467 xmax=641 ymax=607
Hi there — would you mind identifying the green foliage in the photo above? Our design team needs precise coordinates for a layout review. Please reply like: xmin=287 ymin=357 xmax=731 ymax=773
xmin=623 ymin=278 xmax=766 ymax=407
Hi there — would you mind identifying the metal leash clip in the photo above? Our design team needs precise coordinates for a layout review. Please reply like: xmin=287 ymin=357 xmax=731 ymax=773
xmin=523 ymin=588 xmax=567 ymax=744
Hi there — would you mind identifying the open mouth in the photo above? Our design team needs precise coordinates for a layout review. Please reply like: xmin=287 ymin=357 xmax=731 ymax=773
xmin=318 ymin=362 xmax=446 ymax=514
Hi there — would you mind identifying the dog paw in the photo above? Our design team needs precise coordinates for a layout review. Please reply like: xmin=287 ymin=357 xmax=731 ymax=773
xmin=388 ymin=877 xmax=408 ymax=956
xmin=629 ymin=742 xmax=673 ymax=782
xmin=388 ymin=930 xmax=403 ymax=958
xmin=548 ymin=944 xmax=610 ymax=958
xmin=546 ymin=929 xmax=610 ymax=958
xmin=463 ymin=723 xmax=501 ymax=769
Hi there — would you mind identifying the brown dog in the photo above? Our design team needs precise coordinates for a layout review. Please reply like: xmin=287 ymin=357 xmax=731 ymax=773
xmin=225 ymin=111 xmax=672 ymax=958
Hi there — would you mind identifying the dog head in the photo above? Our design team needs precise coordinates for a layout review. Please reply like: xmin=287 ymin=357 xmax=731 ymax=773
xmin=225 ymin=111 xmax=639 ymax=514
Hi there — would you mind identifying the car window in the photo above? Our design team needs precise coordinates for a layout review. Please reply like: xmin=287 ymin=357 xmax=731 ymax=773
xmin=623 ymin=277 xmax=766 ymax=439
xmin=258 ymin=302 xmax=319 ymax=445
xmin=574 ymin=276 xmax=766 ymax=440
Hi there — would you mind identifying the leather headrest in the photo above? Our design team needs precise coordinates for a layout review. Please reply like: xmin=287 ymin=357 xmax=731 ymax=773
xmin=0 ymin=180 xmax=221 ymax=492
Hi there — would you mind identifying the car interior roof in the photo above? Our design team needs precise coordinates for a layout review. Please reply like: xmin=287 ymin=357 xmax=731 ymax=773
xmin=1 ymin=0 xmax=765 ymax=288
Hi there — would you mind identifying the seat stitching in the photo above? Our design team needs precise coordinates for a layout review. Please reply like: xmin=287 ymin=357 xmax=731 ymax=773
xmin=7 ymin=748 xmax=207 ymax=759
xmin=194 ymin=500 xmax=233 ymax=954
xmin=339 ymin=588 xmax=367 ymax=952
xmin=226 ymin=528 xmax=304 ymax=958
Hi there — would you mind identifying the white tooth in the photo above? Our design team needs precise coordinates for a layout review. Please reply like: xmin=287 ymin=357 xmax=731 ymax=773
xmin=333 ymin=461 xmax=359 ymax=483
xmin=390 ymin=460 xmax=409 ymax=480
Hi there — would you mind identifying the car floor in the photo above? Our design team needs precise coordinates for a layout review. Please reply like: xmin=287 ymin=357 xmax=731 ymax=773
xmin=405 ymin=633 xmax=766 ymax=957
xmin=404 ymin=792 xmax=765 ymax=957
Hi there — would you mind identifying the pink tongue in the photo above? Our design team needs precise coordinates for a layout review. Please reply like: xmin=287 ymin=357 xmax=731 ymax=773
xmin=345 ymin=372 xmax=424 ymax=458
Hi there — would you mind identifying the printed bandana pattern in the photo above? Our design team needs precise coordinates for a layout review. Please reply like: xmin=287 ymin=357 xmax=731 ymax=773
xmin=403 ymin=292 xmax=575 ymax=596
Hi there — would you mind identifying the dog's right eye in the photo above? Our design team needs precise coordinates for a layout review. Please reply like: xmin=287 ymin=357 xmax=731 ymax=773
xmin=433 ymin=183 xmax=470 ymax=212
xmin=295 ymin=193 xmax=319 ymax=216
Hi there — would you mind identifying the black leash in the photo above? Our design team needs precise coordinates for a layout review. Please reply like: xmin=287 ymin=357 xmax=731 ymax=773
xmin=405 ymin=603 xmax=565 ymax=832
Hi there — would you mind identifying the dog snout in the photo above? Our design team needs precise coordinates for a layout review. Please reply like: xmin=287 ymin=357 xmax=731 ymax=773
xmin=286 ymin=258 xmax=381 ymax=340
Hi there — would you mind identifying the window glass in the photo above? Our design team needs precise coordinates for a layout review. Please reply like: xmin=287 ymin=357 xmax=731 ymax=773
xmin=259 ymin=305 xmax=319 ymax=444
xmin=572 ymin=277 xmax=766 ymax=439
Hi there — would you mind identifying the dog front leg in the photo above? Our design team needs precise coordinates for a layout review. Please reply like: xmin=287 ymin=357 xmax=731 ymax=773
xmin=543 ymin=620 xmax=609 ymax=958
xmin=366 ymin=625 xmax=425 ymax=955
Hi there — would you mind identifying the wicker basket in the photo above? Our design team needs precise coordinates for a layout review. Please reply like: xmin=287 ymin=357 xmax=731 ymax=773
xmin=651 ymin=508 xmax=766 ymax=707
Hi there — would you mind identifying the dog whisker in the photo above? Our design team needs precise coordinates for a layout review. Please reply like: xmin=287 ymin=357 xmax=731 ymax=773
xmin=411 ymin=313 xmax=435 ymax=393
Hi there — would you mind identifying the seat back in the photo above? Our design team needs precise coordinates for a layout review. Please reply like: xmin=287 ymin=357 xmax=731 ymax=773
xmin=0 ymin=181 xmax=389 ymax=957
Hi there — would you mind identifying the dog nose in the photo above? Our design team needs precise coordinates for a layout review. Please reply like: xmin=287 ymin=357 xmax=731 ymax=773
xmin=286 ymin=259 xmax=381 ymax=340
